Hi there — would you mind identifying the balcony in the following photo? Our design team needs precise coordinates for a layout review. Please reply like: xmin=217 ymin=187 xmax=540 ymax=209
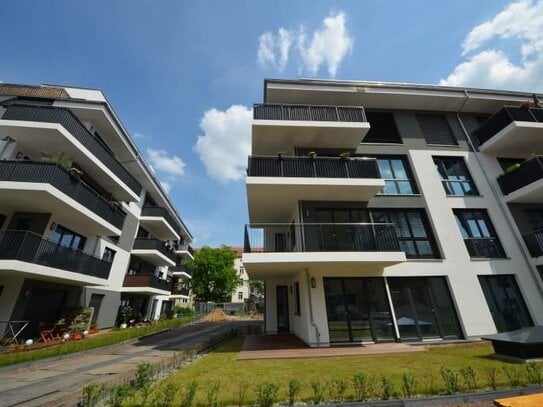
xmin=246 ymin=156 xmax=384 ymax=222
xmin=474 ymin=106 xmax=543 ymax=155
xmin=523 ymin=231 xmax=543 ymax=258
xmin=0 ymin=160 xmax=125 ymax=236
xmin=140 ymin=206 xmax=181 ymax=241
xmin=0 ymin=104 xmax=142 ymax=201
xmin=0 ymin=230 xmax=111 ymax=285
xmin=175 ymin=243 xmax=194 ymax=260
xmin=170 ymin=264 xmax=192 ymax=278
xmin=242 ymin=223 xmax=406 ymax=278
xmin=123 ymin=273 xmax=171 ymax=295
xmin=497 ymin=156 xmax=543 ymax=203
xmin=462 ymin=238 xmax=506 ymax=259
xmin=252 ymin=104 xmax=370 ymax=154
xmin=131 ymin=238 xmax=177 ymax=267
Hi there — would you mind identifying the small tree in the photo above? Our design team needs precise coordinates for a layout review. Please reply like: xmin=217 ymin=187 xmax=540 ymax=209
xmin=186 ymin=246 xmax=240 ymax=302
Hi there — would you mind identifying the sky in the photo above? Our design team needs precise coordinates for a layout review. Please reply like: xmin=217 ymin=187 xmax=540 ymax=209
xmin=1 ymin=0 xmax=542 ymax=247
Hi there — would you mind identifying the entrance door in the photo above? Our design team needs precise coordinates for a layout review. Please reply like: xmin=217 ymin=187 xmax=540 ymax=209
xmin=276 ymin=286 xmax=289 ymax=332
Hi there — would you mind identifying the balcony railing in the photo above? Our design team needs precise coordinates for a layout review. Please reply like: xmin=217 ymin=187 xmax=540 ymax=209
xmin=123 ymin=273 xmax=171 ymax=292
xmin=244 ymin=223 xmax=400 ymax=253
xmin=462 ymin=238 xmax=506 ymax=258
xmin=141 ymin=206 xmax=182 ymax=236
xmin=474 ymin=106 xmax=543 ymax=146
xmin=523 ymin=230 xmax=543 ymax=258
xmin=2 ymin=104 xmax=142 ymax=196
xmin=170 ymin=264 xmax=192 ymax=276
xmin=0 ymin=230 xmax=111 ymax=279
xmin=0 ymin=160 xmax=126 ymax=229
xmin=171 ymin=283 xmax=190 ymax=296
xmin=133 ymin=238 xmax=177 ymax=262
xmin=176 ymin=243 xmax=194 ymax=256
xmin=497 ymin=156 xmax=543 ymax=195
xmin=253 ymin=103 xmax=367 ymax=123
xmin=247 ymin=156 xmax=380 ymax=179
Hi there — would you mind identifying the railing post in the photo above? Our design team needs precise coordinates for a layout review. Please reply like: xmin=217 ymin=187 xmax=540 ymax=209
xmin=335 ymin=106 xmax=339 ymax=121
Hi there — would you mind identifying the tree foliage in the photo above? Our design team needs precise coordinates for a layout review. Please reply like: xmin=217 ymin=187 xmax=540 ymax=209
xmin=186 ymin=246 xmax=239 ymax=302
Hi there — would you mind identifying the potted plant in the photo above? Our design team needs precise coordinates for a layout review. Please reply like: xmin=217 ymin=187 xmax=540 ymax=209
xmin=277 ymin=151 xmax=285 ymax=159
xmin=308 ymin=151 xmax=317 ymax=159
xmin=119 ymin=305 xmax=132 ymax=329
xmin=340 ymin=151 xmax=351 ymax=160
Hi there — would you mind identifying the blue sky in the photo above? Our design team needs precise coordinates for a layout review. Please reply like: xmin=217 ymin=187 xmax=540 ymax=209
xmin=1 ymin=0 xmax=541 ymax=247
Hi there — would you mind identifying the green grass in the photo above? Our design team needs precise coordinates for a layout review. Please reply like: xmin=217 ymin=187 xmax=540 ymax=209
xmin=129 ymin=337 xmax=542 ymax=405
xmin=0 ymin=318 xmax=190 ymax=368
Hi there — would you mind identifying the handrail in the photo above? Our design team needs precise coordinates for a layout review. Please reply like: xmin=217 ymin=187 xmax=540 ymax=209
xmin=141 ymin=206 xmax=182 ymax=237
xmin=253 ymin=103 xmax=367 ymax=122
xmin=497 ymin=156 xmax=543 ymax=195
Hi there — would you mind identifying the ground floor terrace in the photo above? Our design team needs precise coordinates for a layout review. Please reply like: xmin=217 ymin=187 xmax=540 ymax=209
xmin=262 ymin=271 xmax=537 ymax=347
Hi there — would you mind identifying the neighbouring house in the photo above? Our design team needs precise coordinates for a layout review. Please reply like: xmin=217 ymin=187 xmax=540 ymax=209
xmin=242 ymin=78 xmax=543 ymax=347
xmin=229 ymin=247 xmax=250 ymax=304
xmin=0 ymin=83 xmax=194 ymax=338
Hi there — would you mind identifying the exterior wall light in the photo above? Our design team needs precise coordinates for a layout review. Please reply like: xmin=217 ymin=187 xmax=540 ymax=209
xmin=311 ymin=277 xmax=317 ymax=288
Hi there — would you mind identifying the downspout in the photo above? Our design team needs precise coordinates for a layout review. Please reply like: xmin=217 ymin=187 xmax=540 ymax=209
xmin=305 ymin=268 xmax=321 ymax=347
xmin=456 ymin=90 xmax=543 ymax=295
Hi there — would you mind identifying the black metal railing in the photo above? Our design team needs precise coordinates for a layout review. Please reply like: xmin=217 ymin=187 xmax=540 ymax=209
xmin=0 ymin=230 xmax=111 ymax=279
xmin=2 ymin=104 xmax=142 ymax=196
xmin=132 ymin=238 xmax=177 ymax=262
xmin=0 ymin=160 xmax=126 ymax=229
xmin=523 ymin=231 xmax=543 ymax=258
xmin=176 ymin=244 xmax=194 ymax=256
xmin=123 ymin=273 xmax=171 ymax=292
xmin=462 ymin=238 xmax=506 ymax=258
xmin=247 ymin=156 xmax=380 ymax=178
xmin=171 ymin=284 xmax=190 ymax=296
xmin=474 ymin=106 xmax=543 ymax=146
xmin=253 ymin=103 xmax=367 ymax=122
xmin=170 ymin=264 xmax=192 ymax=276
xmin=497 ymin=156 xmax=543 ymax=195
xmin=141 ymin=206 xmax=182 ymax=237
xmin=244 ymin=223 xmax=400 ymax=253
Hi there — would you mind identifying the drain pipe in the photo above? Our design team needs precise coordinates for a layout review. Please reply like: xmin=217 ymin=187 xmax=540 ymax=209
xmin=456 ymin=90 xmax=543 ymax=294
xmin=305 ymin=268 xmax=321 ymax=347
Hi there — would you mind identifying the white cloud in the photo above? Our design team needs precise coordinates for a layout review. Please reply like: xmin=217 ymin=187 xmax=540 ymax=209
xmin=146 ymin=148 xmax=186 ymax=176
xmin=440 ymin=0 xmax=543 ymax=91
xmin=160 ymin=180 xmax=172 ymax=193
xmin=256 ymin=11 xmax=353 ymax=78
xmin=194 ymin=105 xmax=252 ymax=183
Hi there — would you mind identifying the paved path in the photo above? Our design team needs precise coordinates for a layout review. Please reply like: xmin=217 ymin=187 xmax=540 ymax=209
xmin=0 ymin=321 xmax=256 ymax=407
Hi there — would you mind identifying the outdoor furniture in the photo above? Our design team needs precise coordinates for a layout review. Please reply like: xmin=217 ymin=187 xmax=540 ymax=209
xmin=483 ymin=326 xmax=543 ymax=359
xmin=38 ymin=322 xmax=55 ymax=342
xmin=0 ymin=320 xmax=30 ymax=345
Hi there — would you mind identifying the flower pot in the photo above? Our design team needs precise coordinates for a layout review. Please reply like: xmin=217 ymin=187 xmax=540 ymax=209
xmin=70 ymin=333 xmax=83 ymax=341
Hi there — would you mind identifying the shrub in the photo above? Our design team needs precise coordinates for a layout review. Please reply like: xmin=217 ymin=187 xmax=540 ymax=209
xmin=206 ymin=381 xmax=221 ymax=407
xmin=525 ymin=362 xmax=542 ymax=385
xmin=310 ymin=380 xmax=326 ymax=404
xmin=255 ymin=382 xmax=279 ymax=407
xmin=440 ymin=367 xmax=460 ymax=395
xmin=81 ymin=382 xmax=103 ymax=407
xmin=106 ymin=383 xmax=133 ymax=407
xmin=328 ymin=377 xmax=347 ymax=402
xmin=136 ymin=362 xmax=156 ymax=403
xmin=401 ymin=371 xmax=417 ymax=398
xmin=352 ymin=371 xmax=375 ymax=401
xmin=236 ymin=381 xmax=249 ymax=407
xmin=486 ymin=367 xmax=499 ymax=390
xmin=503 ymin=366 xmax=522 ymax=388
xmin=153 ymin=382 xmax=178 ymax=407
xmin=460 ymin=366 xmax=478 ymax=391
xmin=380 ymin=375 xmax=394 ymax=400
xmin=287 ymin=379 xmax=301 ymax=406
xmin=181 ymin=380 xmax=198 ymax=407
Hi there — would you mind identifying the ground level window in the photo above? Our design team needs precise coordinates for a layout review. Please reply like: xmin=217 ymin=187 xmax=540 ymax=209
xmin=238 ymin=292 xmax=243 ymax=300
xmin=478 ymin=275 xmax=533 ymax=332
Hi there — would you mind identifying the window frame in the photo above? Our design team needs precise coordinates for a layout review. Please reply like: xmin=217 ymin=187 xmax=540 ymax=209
xmin=433 ymin=156 xmax=479 ymax=196
xmin=453 ymin=209 xmax=506 ymax=258
xmin=417 ymin=113 xmax=458 ymax=146
xmin=374 ymin=155 xmax=419 ymax=195
xmin=363 ymin=111 xmax=403 ymax=144
xmin=294 ymin=282 xmax=301 ymax=316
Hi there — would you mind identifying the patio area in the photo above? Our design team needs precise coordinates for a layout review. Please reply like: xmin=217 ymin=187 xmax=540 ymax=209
xmin=238 ymin=334 xmax=427 ymax=360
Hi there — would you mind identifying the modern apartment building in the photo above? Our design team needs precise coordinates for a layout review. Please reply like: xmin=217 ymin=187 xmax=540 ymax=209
xmin=243 ymin=78 xmax=543 ymax=347
xmin=0 ymin=83 xmax=193 ymax=336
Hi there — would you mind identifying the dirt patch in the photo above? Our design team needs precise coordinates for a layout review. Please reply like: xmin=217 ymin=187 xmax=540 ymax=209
xmin=199 ymin=310 xmax=262 ymax=322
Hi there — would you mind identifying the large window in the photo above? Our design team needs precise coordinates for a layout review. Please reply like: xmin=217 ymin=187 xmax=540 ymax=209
xmin=434 ymin=157 xmax=478 ymax=196
xmin=453 ymin=209 xmax=505 ymax=258
xmin=363 ymin=111 xmax=402 ymax=143
xmin=376 ymin=156 xmax=418 ymax=195
xmin=478 ymin=275 xmax=533 ymax=332
xmin=51 ymin=225 xmax=86 ymax=251
xmin=417 ymin=114 xmax=458 ymax=145
xmin=371 ymin=209 xmax=440 ymax=258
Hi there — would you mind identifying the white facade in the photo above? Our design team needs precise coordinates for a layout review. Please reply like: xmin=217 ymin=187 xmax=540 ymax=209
xmin=243 ymin=79 xmax=543 ymax=347
xmin=230 ymin=257 xmax=250 ymax=303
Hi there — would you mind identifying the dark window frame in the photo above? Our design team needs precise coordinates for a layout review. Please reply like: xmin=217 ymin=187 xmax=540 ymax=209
xmin=433 ymin=156 xmax=479 ymax=196
xmin=294 ymin=282 xmax=301 ymax=316
xmin=453 ymin=209 xmax=506 ymax=258
xmin=417 ymin=114 xmax=458 ymax=146
xmin=363 ymin=111 xmax=403 ymax=144
xmin=373 ymin=155 xmax=419 ymax=195
xmin=50 ymin=224 xmax=86 ymax=251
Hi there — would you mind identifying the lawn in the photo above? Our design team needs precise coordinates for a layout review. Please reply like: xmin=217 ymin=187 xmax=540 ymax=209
xmin=130 ymin=337 xmax=542 ymax=406
xmin=0 ymin=317 xmax=190 ymax=368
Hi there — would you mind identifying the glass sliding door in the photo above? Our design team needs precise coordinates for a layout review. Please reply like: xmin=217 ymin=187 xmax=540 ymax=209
xmin=324 ymin=277 xmax=395 ymax=343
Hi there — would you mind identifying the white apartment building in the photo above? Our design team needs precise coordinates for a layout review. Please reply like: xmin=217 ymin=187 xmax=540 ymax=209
xmin=0 ymin=83 xmax=193 ymax=337
xmin=242 ymin=79 xmax=543 ymax=347
xmin=230 ymin=247 xmax=250 ymax=304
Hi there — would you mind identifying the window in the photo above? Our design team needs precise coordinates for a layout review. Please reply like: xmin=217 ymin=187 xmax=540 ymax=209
xmin=453 ymin=209 xmax=505 ymax=258
xmin=239 ymin=266 xmax=245 ymax=276
xmin=417 ymin=114 xmax=457 ymax=145
xmin=238 ymin=292 xmax=243 ymax=300
xmin=50 ymin=225 xmax=86 ymax=250
xmin=294 ymin=282 xmax=301 ymax=315
xmin=371 ymin=209 xmax=440 ymax=258
xmin=376 ymin=156 xmax=418 ymax=195
xmin=363 ymin=111 xmax=402 ymax=143
xmin=102 ymin=248 xmax=116 ymax=262
xmin=434 ymin=157 xmax=478 ymax=196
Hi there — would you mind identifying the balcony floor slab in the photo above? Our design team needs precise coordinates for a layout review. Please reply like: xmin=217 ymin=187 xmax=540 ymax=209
xmin=479 ymin=121 xmax=543 ymax=155
xmin=130 ymin=249 xmax=176 ymax=267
